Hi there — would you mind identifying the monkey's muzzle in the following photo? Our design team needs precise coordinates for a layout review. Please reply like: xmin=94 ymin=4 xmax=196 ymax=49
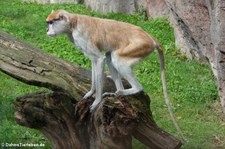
xmin=46 ymin=28 xmax=56 ymax=37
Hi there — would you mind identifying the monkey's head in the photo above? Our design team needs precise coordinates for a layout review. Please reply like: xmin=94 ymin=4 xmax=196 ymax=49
xmin=46 ymin=10 xmax=71 ymax=37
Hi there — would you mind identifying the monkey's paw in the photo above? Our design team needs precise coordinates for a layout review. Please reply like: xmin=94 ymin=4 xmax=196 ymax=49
xmin=89 ymin=102 xmax=98 ymax=112
xmin=115 ymin=90 xmax=124 ymax=96
xmin=83 ymin=90 xmax=94 ymax=100
xmin=103 ymin=92 xmax=116 ymax=98
xmin=89 ymin=105 xmax=95 ymax=112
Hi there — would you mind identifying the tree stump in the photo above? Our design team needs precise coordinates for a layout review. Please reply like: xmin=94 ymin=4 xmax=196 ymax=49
xmin=0 ymin=31 xmax=182 ymax=149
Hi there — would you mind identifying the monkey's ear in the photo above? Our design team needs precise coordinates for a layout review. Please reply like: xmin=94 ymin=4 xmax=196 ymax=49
xmin=59 ymin=12 xmax=70 ymax=22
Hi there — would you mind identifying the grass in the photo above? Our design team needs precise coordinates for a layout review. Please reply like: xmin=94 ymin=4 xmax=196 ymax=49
xmin=0 ymin=0 xmax=224 ymax=148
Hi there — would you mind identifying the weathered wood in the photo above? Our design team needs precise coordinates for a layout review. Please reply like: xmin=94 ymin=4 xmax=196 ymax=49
xmin=0 ymin=31 xmax=182 ymax=149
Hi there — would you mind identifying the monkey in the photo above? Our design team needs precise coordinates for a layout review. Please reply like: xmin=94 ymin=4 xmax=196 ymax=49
xmin=46 ymin=10 xmax=186 ymax=141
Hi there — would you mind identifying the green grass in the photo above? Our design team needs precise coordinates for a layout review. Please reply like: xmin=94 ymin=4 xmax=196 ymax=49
xmin=0 ymin=0 xmax=224 ymax=148
xmin=0 ymin=72 xmax=51 ymax=148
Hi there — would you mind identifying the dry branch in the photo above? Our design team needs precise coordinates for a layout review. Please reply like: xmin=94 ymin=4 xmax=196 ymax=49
xmin=0 ymin=31 xmax=181 ymax=149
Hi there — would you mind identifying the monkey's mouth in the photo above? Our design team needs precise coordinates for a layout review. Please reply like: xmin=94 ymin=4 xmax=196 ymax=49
xmin=47 ymin=33 xmax=56 ymax=37
xmin=46 ymin=28 xmax=56 ymax=37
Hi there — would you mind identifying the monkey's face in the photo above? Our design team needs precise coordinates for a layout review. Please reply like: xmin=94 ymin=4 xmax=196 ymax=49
xmin=46 ymin=10 xmax=70 ymax=37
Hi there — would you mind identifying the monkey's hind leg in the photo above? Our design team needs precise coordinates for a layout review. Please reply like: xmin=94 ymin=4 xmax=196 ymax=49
xmin=110 ymin=52 xmax=143 ymax=96
xmin=115 ymin=64 xmax=143 ymax=96
xmin=103 ymin=52 xmax=124 ymax=97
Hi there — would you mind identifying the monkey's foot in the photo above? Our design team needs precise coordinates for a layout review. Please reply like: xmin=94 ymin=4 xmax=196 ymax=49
xmin=103 ymin=92 xmax=116 ymax=98
xmin=115 ymin=89 xmax=143 ymax=96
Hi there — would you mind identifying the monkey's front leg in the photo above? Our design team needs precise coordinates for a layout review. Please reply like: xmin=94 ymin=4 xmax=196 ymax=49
xmin=83 ymin=62 xmax=96 ymax=99
xmin=90 ymin=56 xmax=106 ymax=111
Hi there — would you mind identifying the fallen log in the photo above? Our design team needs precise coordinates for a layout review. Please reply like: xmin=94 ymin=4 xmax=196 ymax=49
xmin=0 ymin=30 xmax=182 ymax=149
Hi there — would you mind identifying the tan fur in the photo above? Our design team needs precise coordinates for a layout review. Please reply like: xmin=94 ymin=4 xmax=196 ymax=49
xmin=47 ymin=11 xmax=156 ymax=59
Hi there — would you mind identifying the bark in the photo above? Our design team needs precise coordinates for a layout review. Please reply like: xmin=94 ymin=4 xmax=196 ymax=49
xmin=0 ymin=31 xmax=182 ymax=149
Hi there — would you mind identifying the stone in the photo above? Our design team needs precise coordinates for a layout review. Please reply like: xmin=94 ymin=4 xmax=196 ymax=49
xmin=22 ymin=0 xmax=81 ymax=4
xmin=165 ymin=0 xmax=225 ymax=110
xmin=84 ymin=0 xmax=137 ymax=14
xmin=208 ymin=0 xmax=225 ymax=111
xmin=138 ymin=0 xmax=169 ymax=18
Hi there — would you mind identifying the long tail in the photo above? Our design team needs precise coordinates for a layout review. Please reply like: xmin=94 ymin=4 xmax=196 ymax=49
xmin=156 ymin=44 xmax=187 ymax=142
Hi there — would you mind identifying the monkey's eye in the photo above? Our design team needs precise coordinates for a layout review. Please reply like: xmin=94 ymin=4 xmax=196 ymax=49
xmin=46 ymin=21 xmax=54 ymax=24
xmin=46 ymin=18 xmax=61 ymax=24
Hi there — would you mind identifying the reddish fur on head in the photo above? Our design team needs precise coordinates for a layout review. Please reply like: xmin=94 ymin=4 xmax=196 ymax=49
xmin=46 ymin=10 xmax=68 ymax=22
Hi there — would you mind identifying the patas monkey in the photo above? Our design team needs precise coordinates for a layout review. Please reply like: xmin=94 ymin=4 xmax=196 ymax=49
xmin=46 ymin=10 xmax=186 ymax=140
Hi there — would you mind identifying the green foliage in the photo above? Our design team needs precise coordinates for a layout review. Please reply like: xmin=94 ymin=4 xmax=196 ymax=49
xmin=0 ymin=0 xmax=224 ymax=149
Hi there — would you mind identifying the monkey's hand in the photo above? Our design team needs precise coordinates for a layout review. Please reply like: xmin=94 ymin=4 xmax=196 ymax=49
xmin=83 ymin=90 xmax=95 ymax=99
xmin=89 ymin=99 xmax=101 ymax=112
xmin=89 ymin=104 xmax=96 ymax=112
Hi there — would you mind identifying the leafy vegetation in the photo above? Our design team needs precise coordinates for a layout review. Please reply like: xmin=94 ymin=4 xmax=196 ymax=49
xmin=0 ymin=0 xmax=224 ymax=148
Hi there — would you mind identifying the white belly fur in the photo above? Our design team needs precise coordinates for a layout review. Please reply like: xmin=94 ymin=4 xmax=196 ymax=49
xmin=72 ymin=30 xmax=100 ymax=60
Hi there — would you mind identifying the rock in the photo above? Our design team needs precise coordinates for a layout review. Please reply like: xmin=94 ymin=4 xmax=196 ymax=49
xmin=50 ymin=0 xmax=82 ymax=3
xmin=165 ymin=0 xmax=212 ymax=61
xmin=165 ymin=0 xmax=218 ymax=78
xmin=22 ymin=0 xmax=82 ymax=4
xmin=84 ymin=0 xmax=137 ymax=14
xmin=165 ymin=0 xmax=225 ymax=110
xmin=208 ymin=0 xmax=225 ymax=111
xmin=138 ymin=0 xmax=169 ymax=18
xmin=22 ymin=0 xmax=50 ymax=4
xmin=84 ymin=0 xmax=169 ymax=17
